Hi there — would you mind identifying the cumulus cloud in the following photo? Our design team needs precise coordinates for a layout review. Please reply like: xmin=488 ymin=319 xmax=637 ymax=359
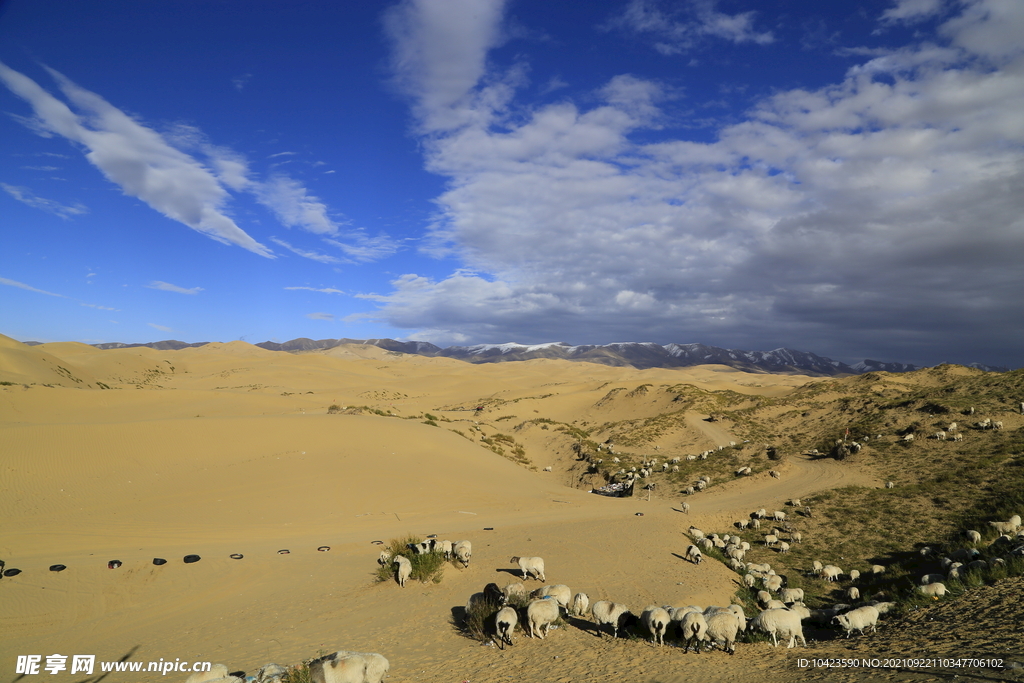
xmin=373 ymin=0 xmax=1024 ymax=366
xmin=0 ymin=61 xmax=274 ymax=257
xmin=607 ymin=0 xmax=774 ymax=54
xmin=147 ymin=281 xmax=203 ymax=295
xmin=0 ymin=276 xmax=67 ymax=297
xmin=270 ymin=238 xmax=341 ymax=264
xmin=2 ymin=183 xmax=87 ymax=219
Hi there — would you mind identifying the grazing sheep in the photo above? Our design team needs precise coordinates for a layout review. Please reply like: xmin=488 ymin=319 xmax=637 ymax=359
xmin=764 ymin=574 xmax=784 ymax=593
xmin=869 ymin=601 xmax=896 ymax=615
xmin=466 ymin=583 xmax=505 ymax=615
xmin=821 ymin=565 xmax=842 ymax=582
xmin=902 ymin=434 xmax=915 ymax=442
xmin=791 ymin=532 xmax=803 ymax=544
xmin=773 ymin=511 xmax=786 ymax=522
xmin=393 ymin=556 xmax=412 ymax=588
xmin=953 ymin=432 xmax=964 ymax=441
xmin=680 ymin=611 xmax=709 ymax=653
xmin=778 ymin=542 xmax=791 ymax=554
xmin=735 ymin=519 xmax=749 ymax=530
xmin=743 ymin=574 xmax=758 ymax=588
xmin=764 ymin=599 xmax=787 ymax=610
xmin=833 ymin=606 xmax=879 ymax=638
xmin=681 ymin=501 xmax=690 ymax=514
xmin=750 ymin=609 xmax=807 ymax=648
xmin=641 ymin=606 xmax=671 ymax=646
xmin=764 ymin=534 xmax=779 ymax=548
xmin=591 ymin=601 xmax=634 ymax=639
xmin=453 ymin=540 xmax=472 ymax=567
xmin=377 ymin=550 xmax=392 ymax=567
xmin=790 ymin=499 xmax=802 ymax=507
xmin=440 ymin=540 xmax=453 ymax=560
xmin=685 ymin=486 xmax=696 ymax=495
xmin=811 ymin=560 xmax=824 ymax=572
xmin=966 ymin=530 xmax=982 ymax=544
xmin=495 ymin=606 xmax=518 ymax=649
xmin=754 ymin=508 xmax=768 ymax=519
xmin=848 ymin=569 xmax=860 ymax=581
xmin=526 ymin=597 xmax=561 ymax=639
xmin=531 ymin=584 xmax=571 ymax=608
xmin=706 ymin=610 xmax=745 ymax=654
xmin=757 ymin=590 xmax=772 ymax=606
xmin=751 ymin=519 xmax=762 ymax=530
xmin=934 ymin=431 xmax=946 ymax=441
xmin=871 ymin=564 xmax=886 ymax=574
xmin=570 ymin=592 xmax=590 ymax=617
xmin=780 ymin=588 xmax=804 ymax=604
xmin=688 ymin=526 xmax=705 ymax=540
xmin=686 ymin=544 xmax=703 ymax=565
xmin=994 ymin=421 xmax=1003 ymax=430
xmin=699 ymin=538 xmax=714 ymax=551
xmin=311 ymin=651 xmax=390 ymax=683
xmin=509 ymin=556 xmax=546 ymax=582
xmin=918 ymin=582 xmax=947 ymax=599
xmin=846 ymin=586 xmax=860 ymax=601
xmin=502 ymin=582 xmax=527 ymax=601
xmin=407 ymin=539 xmax=436 ymax=555
xmin=769 ymin=470 xmax=781 ymax=479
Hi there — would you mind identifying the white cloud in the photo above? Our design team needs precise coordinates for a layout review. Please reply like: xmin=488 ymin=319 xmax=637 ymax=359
xmin=270 ymin=237 xmax=341 ymax=264
xmin=608 ymin=0 xmax=774 ymax=54
xmin=374 ymin=0 xmax=1024 ymax=366
xmin=81 ymin=302 xmax=118 ymax=311
xmin=285 ymin=286 xmax=345 ymax=294
xmin=256 ymin=175 xmax=339 ymax=235
xmin=880 ymin=0 xmax=945 ymax=25
xmin=268 ymin=151 xmax=297 ymax=158
xmin=306 ymin=312 xmax=336 ymax=321
xmin=0 ymin=276 xmax=66 ymax=297
xmin=0 ymin=61 xmax=273 ymax=257
xmin=324 ymin=233 xmax=400 ymax=263
xmin=2 ymin=183 xmax=87 ymax=219
xmin=232 ymin=73 xmax=252 ymax=92
xmin=147 ymin=323 xmax=173 ymax=332
xmin=147 ymin=280 xmax=203 ymax=295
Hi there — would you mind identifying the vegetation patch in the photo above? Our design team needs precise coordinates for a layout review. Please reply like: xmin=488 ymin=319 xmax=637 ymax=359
xmin=373 ymin=536 xmax=446 ymax=585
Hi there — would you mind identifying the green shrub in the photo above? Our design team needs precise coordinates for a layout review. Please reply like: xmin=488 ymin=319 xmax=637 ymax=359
xmin=373 ymin=536 xmax=446 ymax=585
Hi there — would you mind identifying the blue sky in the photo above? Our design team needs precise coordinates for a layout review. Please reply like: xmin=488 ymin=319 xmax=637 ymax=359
xmin=2 ymin=0 xmax=1022 ymax=368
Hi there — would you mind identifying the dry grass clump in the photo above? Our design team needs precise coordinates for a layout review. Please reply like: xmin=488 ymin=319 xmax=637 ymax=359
xmin=373 ymin=535 xmax=446 ymax=585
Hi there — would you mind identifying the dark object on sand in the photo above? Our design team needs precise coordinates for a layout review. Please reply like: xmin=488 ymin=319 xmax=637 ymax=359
xmin=4 ymin=568 xmax=23 ymax=577
xmin=153 ymin=558 xmax=167 ymax=566
xmin=49 ymin=564 xmax=67 ymax=572
xmin=108 ymin=560 xmax=122 ymax=569
xmin=484 ymin=527 xmax=494 ymax=530
xmin=183 ymin=555 xmax=201 ymax=564
xmin=278 ymin=549 xmax=290 ymax=555
xmin=229 ymin=554 xmax=243 ymax=560
xmin=317 ymin=546 xmax=330 ymax=552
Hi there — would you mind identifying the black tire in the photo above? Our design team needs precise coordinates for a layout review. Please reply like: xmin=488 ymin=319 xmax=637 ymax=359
xmin=183 ymin=555 xmax=201 ymax=564
xmin=229 ymin=554 xmax=243 ymax=560
xmin=317 ymin=546 xmax=330 ymax=552
xmin=108 ymin=560 xmax=122 ymax=569
xmin=153 ymin=558 xmax=167 ymax=566
xmin=277 ymin=549 xmax=290 ymax=555
xmin=4 ymin=568 xmax=22 ymax=577
xmin=49 ymin=564 xmax=67 ymax=572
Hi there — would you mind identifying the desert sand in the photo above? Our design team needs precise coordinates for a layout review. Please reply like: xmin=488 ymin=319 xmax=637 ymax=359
xmin=0 ymin=333 xmax=946 ymax=682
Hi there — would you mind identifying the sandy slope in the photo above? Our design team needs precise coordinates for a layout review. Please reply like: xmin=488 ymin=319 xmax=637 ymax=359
xmin=1 ymin=336 xmax=882 ymax=682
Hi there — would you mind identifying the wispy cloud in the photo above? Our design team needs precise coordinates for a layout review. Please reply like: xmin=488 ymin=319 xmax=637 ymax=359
xmin=147 ymin=280 xmax=203 ymax=295
xmin=0 ymin=61 xmax=273 ymax=257
xmin=257 ymin=176 xmax=339 ymax=235
xmin=306 ymin=312 xmax=336 ymax=321
xmin=2 ymin=183 xmax=87 ymax=219
xmin=21 ymin=165 xmax=60 ymax=171
xmin=147 ymin=323 xmax=173 ymax=332
xmin=268 ymin=151 xmax=297 ymax=158
xmin=285 ymin=286 xmax=345 ymax=294
xmin=324 ymin=233 xmax=400 ymax=263
xmin=880 ymin=0 xmax=945 ymax=25
xmin=270 ymin=237 xmax=341 ymax=264
xmin=607 ymin=0 xmax=774 ymax=55
xmin=81 ymin=302 xmax=118 ymax=311
xmin=232 ymin=73 xmax=252 ymax=91
xmin=0 ymin=275 xmax=67 ymax=297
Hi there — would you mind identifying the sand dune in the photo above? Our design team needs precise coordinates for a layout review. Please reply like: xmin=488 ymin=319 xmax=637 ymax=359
xmin=1 ymin=335 xmax=859 ymax=681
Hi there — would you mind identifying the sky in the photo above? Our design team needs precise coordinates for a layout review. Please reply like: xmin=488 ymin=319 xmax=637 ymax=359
xmin=1 ymin=0 xmax=1022 ymax=368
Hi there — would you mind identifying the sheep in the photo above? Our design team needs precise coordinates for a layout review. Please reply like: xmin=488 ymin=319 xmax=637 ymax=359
xmin=502 ymin=582 xmax=527 ymax=601
xmin=440 ymin=540 xmax=453 ymax=560
xmin=681 ymin=501 xmax=690 ymax=514
xmin=735 ymin=519 xmax=749 ymax=530
xmin=570 ymin=592 xmax=590 ymax=617
xmin=994 ymin=421 xmax=1003 ymax=430
xmin=871 ymin=564 xmax=886 ymax=574
xmin=407 ymin=539 xmax=436 ymax=555
xmin=705 ymin=610 xmax=745 ymax=655
xmin=764 ymin=534 xmax=779 ymax=548
xmin=948 ymin=422 xmax=958 ymax=432
xmin=953 ymin=432 xmax=964 ymax=441
xmin=743 ymin=574 xmax=758 ymax=588
xmin=848 ymin=569 xmax=860 ymax=582
xmin=811 ymin=560 xmax=823 ymax=573
xmin=780 ymin=588 xmax=804 ymax=604
xmin=509 ymin=556 xmax=546 ymax=582
xmin=920 ymin=573 xmax=946 ymax=585
xmin=754 ymin=508 xmax=768 ymax=519
xmin=988 ymin=520 xmax=1016 ymax=535
xmin=769 ymin=470 xmax=781 ymax=479
xmin=764 ymin=574 xmax=784 ymax=593
xmin=699 ymin=538 xmax=714 ymax=551
xmin=751 ymin=519 xmax=761 ymax=530
xmin=756 ymin=590 xmax=772 ymax=606
xmin=820 ymin=565 xmax=842 ymax=582
xmin=778 ymin=542 xmax=791 ymax=554
xmin=833 ymin=605 xmax=879 ymax=638
xmin=846 ymin=586 xmax=860 ymax=601
xmin=918 ymin=582 xmax=947 ymax=599
xmin=728 ymin=558 xmax=746 ymax=572
xmin=453 ymin=540 xmax=472 ymax=567
xmin=789 ymin=499 xmax=802 ymax=507
xmin=466 ymin=583 xmax=505 ymax=615
xmin=526 ymin=597 xmax=561 ymax=639
xmin=686 ymin=544 xmax=703 ymax=565
xmin=786 ymin=602 xmax=811 ymax=621
xmin=591 ymin=601 xmax=634 ymax=639
xmin=531 ymin=584 xmax=571 ymax=608
xmin=791 ymin=531 xmax=803 ymax=544
xmin=376 ymin=550 xmax=392 ymax=567
xmin=902 ymin=434 xmax=915 ymax=442
xmin=688 ymin=526 xmax=705 ymax=540
xmin=495 ymin=606 xmax=518 ymax=649
xmin=750 ymin=608 xmax=807 ymax=648
xmin=934 ymin=431 xmax=946 ymax=441
xmin=641 ymin=606 xmax=670 ymax=646
xmin=311 ymin=651 xmax=390 ymax=683
xmin=966 ymin=530 xmax=982 ymax=544
xmin=764 ymin=599 xmax=787 ymax=610
xmin=869 ymin=601 xmax=896 ymax=615
xmin=773 ymin=511 xmax=787 ymax=522
xmin=685 ymin=486 xmax=696 ymax=495
xmin=679 ymin=611 xmax=709 ymax=653
xmin=393 ymin=555 xmax=412 ymax=588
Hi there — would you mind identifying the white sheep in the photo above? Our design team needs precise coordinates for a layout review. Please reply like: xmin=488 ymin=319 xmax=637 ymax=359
xmin=773 ymin=511 xmax=786 ymax=522
xmin=885 ymin=481 xmax=895 ymax=489
xmin=902 ymin=434 xmax=915 ymax=442
xmin=764 ymin=599 xmax=787 ymax=610
xmin=833 ymin=605 xmax=879 ymax=638
xmin=502 ymin=582 xmax=527 ymax=601
xmin=953 ymin=432 xmax=964 ymax=441
xmin=934 ymin=431 xmax=946 ymax=440
xmin=705 ymin=610 xmax=746 ymax=655
xmin=918 ymin=582 xmax=947 ymax=599
xmin=376 ymin=550 xmax=392 ymax=567
xmin=453 ymin=540 xmax=472 ymax=567
xmin=848 ymin=569 xmax=860 ymax=581
xmin=871 ymin=564 xmax=886 ymax=574
xmin=769 ymin=470 xmax=781 ymax=479
xmin=570 ymin=592 xmax=590 ymax=617
xmin=754 ymin=508 xmax=767 ymax=519
xmin=393 ymin=556 xmax=412 ymax=588
xmin=680 ymin=611 xmax=709 ymax=653
xmin=681 ymin=501 xmax=690 ymax=514
xmin=764 ymin=574 xmax=784 ymax=593
xmin=531 ymin=584 xmax=571 ymax=608
xmin=791 ymin=532 xmax=803 ymax=544
xmin=846 ymin=586 xmax=860 ymax=601
xmin=778 ymin=542 xmax=791 ymax=554
xmin=526 ymin=597 xmax=561 ymax=639
xmin=779 ymin=588 xmax=804 ymax=604
xmin=311 ymin=651 xmax=390 ymax=683
xmin=751 ymin=519 xmax=761 ymax=530
xmin=591 ymin=601 xmax=634 ymax=638
xmin=764 ymin=534 xmax=779 ymax=548
xmin=811 ymin=560 xmax=824 ymax=572
xmin=966 ymin=530 xmax=982 ymax=544
xmin=641 ymin=606 xmax=670 ymax=646
xmin=509 ymin=556 xmax=546 ymax=582
xmin=688 ymin=526 xmax=705 ymax=540
xmin=686 ymin=544 xmax=703 ymax=565
xmin=750 ymin=608 xmax=806 ymax=648
xmin=735 ymin=519 xmax=749 ymax=530
xmin=440 ymin=540 xmax=453 ymax=560
xmin=994 ymin=421 xmax=1003 ymax=430
xmin=820 ymin=565 xmax=842 ymax=582
xmin=743 ymin=574 xmax=758 ymax=589
xmin=495 ymin=606 xmax=518 ymax=649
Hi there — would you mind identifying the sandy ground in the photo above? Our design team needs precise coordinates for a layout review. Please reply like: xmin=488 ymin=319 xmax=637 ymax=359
xmin=0 ymin=334 xmax=983 ymax=683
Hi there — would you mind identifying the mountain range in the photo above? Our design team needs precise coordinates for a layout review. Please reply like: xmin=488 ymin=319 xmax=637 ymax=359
xmin=52 ymin=337 xmax=1007 ymax=376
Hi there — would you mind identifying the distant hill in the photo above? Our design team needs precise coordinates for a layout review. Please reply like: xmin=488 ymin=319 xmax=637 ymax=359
xmin=16 ymin=336 xmax=1005 ymax=376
